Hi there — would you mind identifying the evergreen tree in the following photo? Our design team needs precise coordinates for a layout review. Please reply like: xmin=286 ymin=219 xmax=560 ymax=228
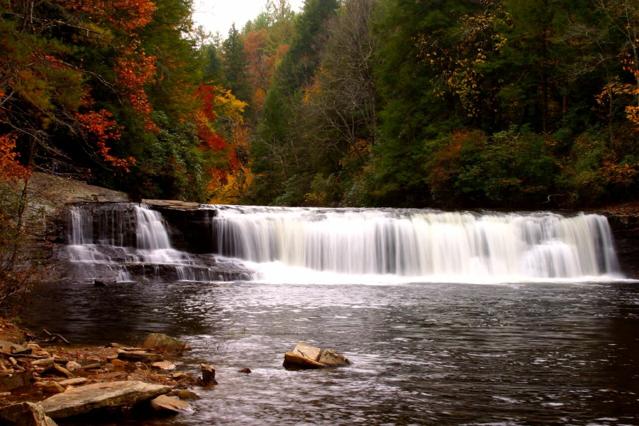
xmin=222 ymin=24 xmax=251 ymax=102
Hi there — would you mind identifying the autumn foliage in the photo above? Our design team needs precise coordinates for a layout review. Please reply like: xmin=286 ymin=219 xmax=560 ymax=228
xmin=115 ymin=49 xmax=158 ymax=132
xmin=0 ymin=133 xmax=30 ymax=182
xmin=64 ymin=0 xmax=156 ymax=31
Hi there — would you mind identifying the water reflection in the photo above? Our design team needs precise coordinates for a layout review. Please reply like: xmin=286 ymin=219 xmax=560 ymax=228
xmin=24 ymin=281 xmax=639 ymax=425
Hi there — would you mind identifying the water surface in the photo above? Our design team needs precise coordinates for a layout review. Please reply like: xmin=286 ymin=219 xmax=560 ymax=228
xmin=26 ymin=280 xmax=639 ymax=425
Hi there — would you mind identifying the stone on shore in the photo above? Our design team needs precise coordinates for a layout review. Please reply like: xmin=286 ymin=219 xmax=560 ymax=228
xmin=34 ymin=381 xmax=65 ymax=395
xmin=283 ymin=343 xmax=350 ymax=369
xmin=65 ymin=361 xmax=81 ymax=372
xmin=58 ymin=377 xmax=88 ymax=387
xmin=117 ymin=350 xmax=163 ymax=363
xmin=0 ymin=340 xmax=30 ymax=355
xmin=0 ymin=402 xmax=57 ymax=426
xmin=0 ymin=370 xmax=31 ymax=391
xmin=151 ymin=361 xmax=176 ymax=371
xmin=142 ymin=333 xmax=188 ymax=354
xmin=40 ymin=380 xmax=171 ymax=419
xmin=150 ymin=395 xmax=193 ymax=415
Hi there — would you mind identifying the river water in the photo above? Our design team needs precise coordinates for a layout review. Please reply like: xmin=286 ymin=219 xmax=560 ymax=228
xmin=26 ymin=278 xmax=639 ymax=425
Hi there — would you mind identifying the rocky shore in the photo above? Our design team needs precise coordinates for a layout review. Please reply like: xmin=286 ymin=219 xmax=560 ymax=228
xmin=0 ymin=319 xmax=205 ymax=424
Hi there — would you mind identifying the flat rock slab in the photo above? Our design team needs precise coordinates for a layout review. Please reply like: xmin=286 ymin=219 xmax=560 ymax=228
xmin=151 ymin=361 xmax=176 ymax=371
xmin=59 ymin=377 xmax=88 ymax=387
xmin=150 ymin=395 xmax=193 ymax=415
xmin=142 ymin=199 xmax=200 ymax=211
xmin=117 ymin=350 xmax=163 ymax=363
xmin=40 ymin=380 xmax=171 ymax=419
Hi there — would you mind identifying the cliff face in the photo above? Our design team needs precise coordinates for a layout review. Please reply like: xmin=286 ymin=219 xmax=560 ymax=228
xmin=606 ymin=215 xmax=639 ymax=279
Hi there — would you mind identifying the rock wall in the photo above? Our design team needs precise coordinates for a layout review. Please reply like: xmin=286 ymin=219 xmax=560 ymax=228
xmin=607 ymin=214 xmax=639 ymax=279
xmin=143 ymin=199 xmax=217 ymax=253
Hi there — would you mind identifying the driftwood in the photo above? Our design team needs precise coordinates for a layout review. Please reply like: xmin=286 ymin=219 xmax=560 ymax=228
xmin=41 ymin=329 xmax=70 ymax=345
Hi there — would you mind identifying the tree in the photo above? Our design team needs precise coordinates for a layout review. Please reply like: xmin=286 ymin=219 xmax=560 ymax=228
xmin=222 ymin=24 xmax=251 ymax=103
xmin=249 ymin=0 xmax=339 ymax=205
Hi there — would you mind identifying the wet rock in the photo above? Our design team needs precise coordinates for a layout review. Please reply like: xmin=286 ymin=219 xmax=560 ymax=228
xmin=0 ymin=340 xmax=29 ymax=355
xmin=117 ymin=350 xmax=162 ymax=363
xmin=170 ymin=372 xmax=194 ymax=383
xmin=93 ymin=279 xmax=115 ymax=287
xmin=199 ymin=364 xmax=216 ymax=386
xmin=80 ymin=362 xmax=101 ymax=370
xmin=0 ymin=402 xmax=58 ymax=426
xmin=59 ymin=377 xmax=88 ymax=387
xmin=26 ymin=343 xmax=42 ymax=351
xmin=142 ymin=333 xmax=187 ymax=354
xmin=110 ymin=359 xmax=128 ymax=369
xmin=150 ymin=395 xmax=193 ymax=415
xmin=41 ymin=364 xmax=73 ymax=378
xmin=40 ymin=380 xmax=171 ymax=419
xmin=65 ymin=361 xmax=81 ymax=372
xmin=0 ymin=370 xmax=31 ymax=391
xmin=238 ymin=368 xmax=251 ymax=374
xmin=151 ymin=361 xmax=176 ymax=371
xmin=318 ymin=349 xmax=350 ymax=367
xmin=35 ymin=381 xmax=65 ymax=395
xmin=32 ymin=358 xmax=54 ymax=368
xmin=173 ymin=389 xmax=199 ymax=400
xmin=283 ymin=343 xmax=350 ymax=369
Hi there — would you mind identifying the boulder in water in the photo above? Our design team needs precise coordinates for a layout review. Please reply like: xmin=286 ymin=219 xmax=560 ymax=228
xmin=283 ymin=343 xmax=350 ymax=369
xmin=199 ymin=363 xmax=216 ymax=386
xmin=40 ymin=380 xmax=170 ymax=419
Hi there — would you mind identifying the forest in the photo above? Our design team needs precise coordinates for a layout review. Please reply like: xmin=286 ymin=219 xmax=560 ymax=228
xmin=0 ymin=0 xmax=638 ymax=209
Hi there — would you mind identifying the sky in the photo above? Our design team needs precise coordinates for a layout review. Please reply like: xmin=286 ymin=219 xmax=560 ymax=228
xmin=192 ymin=0 xmax=305 ymax=37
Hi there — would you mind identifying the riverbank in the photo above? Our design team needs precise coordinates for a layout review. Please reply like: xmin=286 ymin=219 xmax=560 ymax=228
xmin=0 ymin=317 xmax=201 ymax=424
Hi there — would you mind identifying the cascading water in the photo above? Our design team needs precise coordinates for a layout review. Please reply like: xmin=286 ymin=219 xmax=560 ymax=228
xmin=66 ymin=203 xmax=247 ymax=283
xmin=212 ymin=206 xmax=623 ymax=283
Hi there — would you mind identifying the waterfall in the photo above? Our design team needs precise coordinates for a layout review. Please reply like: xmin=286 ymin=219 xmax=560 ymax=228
xmin=66 ymin=203 xmax=246 ymax=283
xmin=213 ymin=207 xmax=622 ymax=283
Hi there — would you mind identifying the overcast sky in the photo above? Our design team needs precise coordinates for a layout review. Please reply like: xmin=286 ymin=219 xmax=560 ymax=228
xmin=192 ymin=0 xmax=305 ymax=37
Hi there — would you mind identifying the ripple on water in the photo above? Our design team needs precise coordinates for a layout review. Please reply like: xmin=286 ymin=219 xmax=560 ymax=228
xmin=22 ymin=280 xmax=639 ymax=425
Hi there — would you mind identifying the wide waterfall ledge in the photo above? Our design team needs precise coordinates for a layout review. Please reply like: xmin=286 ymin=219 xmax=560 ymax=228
xmin=214 ymin=206 xmax=627 ymax=285
xmin=65 ymin=203 xmax=629 ymax=285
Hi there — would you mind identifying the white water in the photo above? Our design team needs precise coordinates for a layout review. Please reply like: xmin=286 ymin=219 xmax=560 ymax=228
xmin=213 ymin=207 xmax=623 ymax=284
xmin=67 ymin=204 xmax=221 ymax=282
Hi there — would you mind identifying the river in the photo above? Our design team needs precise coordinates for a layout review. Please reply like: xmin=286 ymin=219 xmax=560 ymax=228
xmin=26 ymin=278 xmax=639 ymax=425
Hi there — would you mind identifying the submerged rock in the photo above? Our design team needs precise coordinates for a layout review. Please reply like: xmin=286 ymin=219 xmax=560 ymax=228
xmin=150 ymin=395 xmax=193 ymax=415
xmin=0 ymin=402 xmax=57 ymax=426
xmin=40 ymin=380 xmax=171 ymax=419
xmin=283 ymin=343 xmax=350 ymax=369
xmin=142 ymin=333 xmax=188 ymax=354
